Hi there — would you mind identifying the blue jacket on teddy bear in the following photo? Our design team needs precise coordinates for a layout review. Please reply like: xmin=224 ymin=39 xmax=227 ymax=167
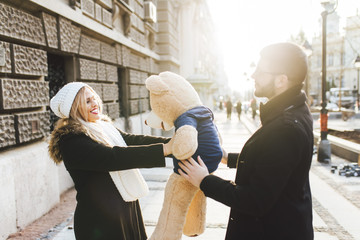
xmin=173 ymin=106 xmax=222 ymax=174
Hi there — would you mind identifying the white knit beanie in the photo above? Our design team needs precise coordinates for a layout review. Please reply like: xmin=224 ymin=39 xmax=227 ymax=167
xmin=50 ymin=82 xmax=88 ymax=118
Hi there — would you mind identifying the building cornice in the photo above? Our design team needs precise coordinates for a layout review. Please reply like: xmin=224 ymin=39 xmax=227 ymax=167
xmin=29 ymin=0 xmax=160 ymax=60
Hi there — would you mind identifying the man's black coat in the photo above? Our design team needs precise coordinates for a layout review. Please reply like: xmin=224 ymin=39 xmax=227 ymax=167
xmin=201 ymin=86 xmax=314 ymax=240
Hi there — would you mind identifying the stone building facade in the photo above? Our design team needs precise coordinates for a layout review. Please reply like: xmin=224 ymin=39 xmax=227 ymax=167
xmin=177 ymin=0 xmax=227 ymax=109
xmin=343 ymin=15 xmax=360 ymax=93
xmin=0 ymin=0 xmax=223 ymax=238
xmin=308 ymin=11 xmax=360 ymax=105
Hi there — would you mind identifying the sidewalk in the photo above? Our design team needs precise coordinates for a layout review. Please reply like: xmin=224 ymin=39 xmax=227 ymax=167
xmin=48 ymin=111 xmax=360 ymax=239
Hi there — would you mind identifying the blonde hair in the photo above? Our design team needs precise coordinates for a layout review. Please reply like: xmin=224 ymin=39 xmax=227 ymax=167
xmin=54 ymin=86 xmax=113 ymax=146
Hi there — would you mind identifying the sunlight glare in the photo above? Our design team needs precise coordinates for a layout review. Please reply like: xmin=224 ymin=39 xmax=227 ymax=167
xmin=207 ymin=0 xmax=360 ymax=94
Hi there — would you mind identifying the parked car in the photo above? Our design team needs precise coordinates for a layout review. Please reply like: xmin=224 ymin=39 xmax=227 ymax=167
xmin=326 ymin=102 xmax=340 ymax=112
xmin=328 ymin=88 xmax=355 ymax=108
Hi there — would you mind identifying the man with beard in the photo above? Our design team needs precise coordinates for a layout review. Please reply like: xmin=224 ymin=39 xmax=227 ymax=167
xmin=179 ymin=42 xmax=314 ymax=240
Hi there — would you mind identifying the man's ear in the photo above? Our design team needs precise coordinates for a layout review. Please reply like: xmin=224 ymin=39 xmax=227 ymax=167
xmin=275 ymin=74 xmax=289 ymax=89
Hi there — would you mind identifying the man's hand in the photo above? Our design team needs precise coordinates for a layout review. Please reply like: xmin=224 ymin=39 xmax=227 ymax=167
xmin=221 ymin=148 xmax=228 ymax=165
xmin=179 ymin=156 xmax=209 ymax=188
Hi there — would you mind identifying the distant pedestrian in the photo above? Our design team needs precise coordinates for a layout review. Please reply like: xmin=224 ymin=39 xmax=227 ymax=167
xmin=48 ymin=82 xmax=172 ymax=240
xmin=219 ymin=100 xmax=223 ymax=111
xmin=250 ymin=98 xmax=257 ymax=119
xmin=226 ymin=99 xmax=233 ymax=119
xmin=236 ymin=100 xmax=242 ymax=120
xmin=180 ymin=42 xmax=314 ymax=240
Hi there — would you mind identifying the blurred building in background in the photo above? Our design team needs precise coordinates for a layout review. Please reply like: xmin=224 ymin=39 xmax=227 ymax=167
xmin=0 ymin=0 xmax=226 ymax=238
xmin=307 ymin=6 xmax=360 ymax=107
xmin=176 ymin=0 xmax=228 ymax=109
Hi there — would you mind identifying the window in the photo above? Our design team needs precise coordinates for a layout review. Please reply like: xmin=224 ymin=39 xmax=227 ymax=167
xmin=328 ymin=53 xmax=333 ymax=66
xmin=341 ymin=53 xmax=345 ymax=65
xmin=45 ymin=53 xmax=67 ymax=131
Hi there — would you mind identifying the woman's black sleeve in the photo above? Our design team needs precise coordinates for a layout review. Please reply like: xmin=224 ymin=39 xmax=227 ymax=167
xmin=59 ymin=133 xmax=166 ymax=172
xmin=119 ymin=129 xmax=171 ymax=146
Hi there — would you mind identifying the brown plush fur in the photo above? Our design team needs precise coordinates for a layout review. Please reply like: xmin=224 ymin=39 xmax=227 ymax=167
xmin=145 ymin=71 xmax=202 ymax=129
xmin=149 ymin=173 xmax=204 ymax=240
xmin=183 ymin=190 xmax=207 ymax=236
xmin=146 ymin=72 xmax=208 ymax=239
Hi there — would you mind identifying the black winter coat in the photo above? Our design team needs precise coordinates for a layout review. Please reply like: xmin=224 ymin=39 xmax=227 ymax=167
xmin=49 ymin=122 xmax=169 ymax=240
xmin=200 ymin=86 xmax=314 ymax=240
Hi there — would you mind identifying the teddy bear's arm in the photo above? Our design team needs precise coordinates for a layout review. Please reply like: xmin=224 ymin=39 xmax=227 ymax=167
xmin=172 ymin=125 xmax=198 ymax=160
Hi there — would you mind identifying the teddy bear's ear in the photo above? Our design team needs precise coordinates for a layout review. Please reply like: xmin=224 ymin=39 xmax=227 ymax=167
xmin=145 ymin=75 xmax=169 ymax=95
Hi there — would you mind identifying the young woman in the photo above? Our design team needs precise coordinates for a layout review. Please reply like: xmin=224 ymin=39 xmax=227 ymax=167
xmin=48 ymin=82 xmax=172 ymax=240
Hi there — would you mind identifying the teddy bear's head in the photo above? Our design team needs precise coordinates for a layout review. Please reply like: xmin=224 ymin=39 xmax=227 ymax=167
xmin=145 ymin=71 xmax=202 ymax=130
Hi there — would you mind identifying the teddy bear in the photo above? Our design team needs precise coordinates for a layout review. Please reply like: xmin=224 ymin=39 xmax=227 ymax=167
xmin=144 ymin=71 xmax=223 ymax=240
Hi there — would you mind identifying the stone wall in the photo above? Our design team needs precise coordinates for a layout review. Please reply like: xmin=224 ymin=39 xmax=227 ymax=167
xmin=0 ymin=0 xmax=179 ymax=238
xmin=0 ymin=40 xmax=49 ymax=149
xmin=0 ymin=0 xmax=162 ymax=151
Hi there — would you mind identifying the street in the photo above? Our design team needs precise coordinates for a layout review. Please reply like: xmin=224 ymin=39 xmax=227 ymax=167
xmin=33 ymin=111 xmax=360 ymax=240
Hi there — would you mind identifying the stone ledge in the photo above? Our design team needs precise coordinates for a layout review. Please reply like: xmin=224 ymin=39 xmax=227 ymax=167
xmin=314 ymin=131 xmax=360 ymax=164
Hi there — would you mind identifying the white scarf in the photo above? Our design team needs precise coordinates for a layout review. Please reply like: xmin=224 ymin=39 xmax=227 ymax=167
xmin=95 ymin=120 xmax=149 ymax=202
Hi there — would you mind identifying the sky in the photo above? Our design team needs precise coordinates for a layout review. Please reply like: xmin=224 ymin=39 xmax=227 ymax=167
xmin=207 ymin=0 xmax=360 ymax=92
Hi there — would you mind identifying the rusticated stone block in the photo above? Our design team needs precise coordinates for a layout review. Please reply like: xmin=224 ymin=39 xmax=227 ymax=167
xmin=13 ymin=44 xmax=48 ymax=76
xmin=15 ymin=111 xmax=50 ymax=144
xmin=129 ymin=54 xmax=149 ymax=72
xmin=42 ymin=12 xmax=58 ymax=49
xmin=130 ymin=12 xmax=145 ymax=32
xmin=140 ymin=85 xmax=149 ymax=99
xmin=98 ymin=0 xmax=112 ymax=9
xmin=0 ymin=79 xmax=49 ymax=110
xmin=115 ymin=44 xmax=122 ymax=65
xmin=142 ymin=71 xmax=148 ymax=81
xmin=59 ymin=17 xmax=81 ymax=53
xmin=102 ymin=8 xmax=112 ymax=28
xmin=81 ymin=0 xmax=95 ymax=18
xmin=140 ymin=57 xmax=150 ymax=72
xmin=0 ymin=115 xmax=16 ymax=148
xmin=0 ymin=3 xmax=46 ymax=46
xmin=133 ymin=0 xmax=144 ymax=20
xmin=122 ymin=46 xmax=130 ymax=67
xmin=102 ymin=84 xmax=118 ymax=101
xmin=102 ymin=104 xmax=108 ymax=116
xmin=129 ymin=69 xmax=141 ymax=84
xmin=105 ymin=103 xmax=120 ymax=119
xmin=141 ymin=72 xmax=148 ymax=84
xmin=97 ymin=62 xmax=106 ymax=81
xmin=129 ymin=85 xmax=139 ymax=99
xmin=141 ymin=98 xmax=149 ymax=112
xmin=101 ymin=43 xmax=117 ymax=64
xmin=0 ymin=41 xmax=11 ymax=74
xmin=129 ymin=100 xmax=139 ymax=115
xmin=129 ymin=52 xmax=142 ymax=70
xmin=130 ymin=28 xmax=145 ymax=47
xmin=106 ymin=65 xmax=118 ymax=82
xmin=79 ymin=34 xmax=100 ymax=59
xmin=78 ymin=58 xmax=97 ymax=80
xmin=95 ymin=4 xmax=102 ymax=22
xmin=87 ymin=83 xmax=103 ymax=99
xmin=129 ymin=85 xmax=148 ymax=99
xmin=129 ymin=99 xmax=148 ymax=115
xmin=149 ymin=57 xmax=158 ymax=74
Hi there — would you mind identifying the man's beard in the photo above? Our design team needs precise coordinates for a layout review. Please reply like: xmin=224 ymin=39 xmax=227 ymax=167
xmin=254 ymin=79 xmax=276 ymax=99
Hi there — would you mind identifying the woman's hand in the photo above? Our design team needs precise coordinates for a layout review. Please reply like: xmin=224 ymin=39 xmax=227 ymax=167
xmin=178 ymin=156 xmax=209 ymax=188
xmin=163 ymin=137 xmax=174 ymax=156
